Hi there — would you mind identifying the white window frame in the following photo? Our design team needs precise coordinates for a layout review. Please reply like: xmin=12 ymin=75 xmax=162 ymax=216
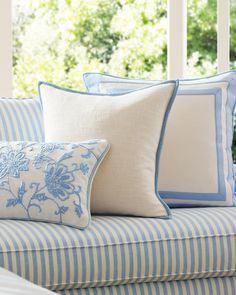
xmin=0 ymin=0 xmax=231 ymax=95
xmin=0 ymin=0 xmax=12 ymax=97
xmin=167 ymin=0 xmax=187 ymax=79
xmin=217 ymin=0 xmax=230 ymax=72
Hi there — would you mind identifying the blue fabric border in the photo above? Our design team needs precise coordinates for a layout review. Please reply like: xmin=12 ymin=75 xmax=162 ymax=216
xmin=38 ymin=80 xmax=180 ymax=218
xmin=158 ymin=88 xmax=227 ymax=203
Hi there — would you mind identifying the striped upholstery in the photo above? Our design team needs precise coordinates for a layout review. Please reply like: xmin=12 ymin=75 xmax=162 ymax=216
xmin=0 ymin=97 xmax=44 ymax=141
xmin=0 ymin=207 xmax=236 ymax=291
xmin=59 ymin=277 xmax=236 ymax=295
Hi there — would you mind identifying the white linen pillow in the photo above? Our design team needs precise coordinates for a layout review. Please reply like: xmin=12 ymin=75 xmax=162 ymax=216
xmin=39 ymin=81 xmax=179 ymax=217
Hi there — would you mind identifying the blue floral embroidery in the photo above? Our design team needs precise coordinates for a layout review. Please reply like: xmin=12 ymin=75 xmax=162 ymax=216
xmin=32 ymin=153 xmax=45 ymax=168
xmin=0 ymin=140 xmax=106 ymax=226
xmin=45 ymin=163 xmax=75 ymax=201
xmin=0 ymin=147 xmax=29 ymax=178
xmin=79 ymin=163 xmax=89 ymax=175
xmin=41 ymin=143 xmax=64 ymax=153
xmin=74 ymin=201 xmax=83 ymax=217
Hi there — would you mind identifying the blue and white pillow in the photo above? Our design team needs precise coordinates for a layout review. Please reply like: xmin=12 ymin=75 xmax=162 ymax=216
xmin=0 ymin=97 xmax=44 ymax=142
xmin=0 ymin=140 xmax=109 ymax=228
xmin=84 ymin=71 xmax=236 ymax=207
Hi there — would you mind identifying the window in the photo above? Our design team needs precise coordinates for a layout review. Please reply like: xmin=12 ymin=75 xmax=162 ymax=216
xmin=13 ymin=0 xmax=169 ymax=97
xmin=0 ymin=0 xmax=233 ymax=94
xmin=187 ymin=0 xmax=217 ymax=77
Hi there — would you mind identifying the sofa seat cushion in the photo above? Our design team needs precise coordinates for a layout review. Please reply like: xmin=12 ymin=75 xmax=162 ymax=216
xmin=0 ymin=207 xmax=236 ymax=290
xmin=58 ymin=277 xmax=236 ymax=295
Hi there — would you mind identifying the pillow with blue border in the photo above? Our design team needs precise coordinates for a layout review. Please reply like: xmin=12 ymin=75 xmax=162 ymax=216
xmin=84 ymin=71 xmax=236 ymax=208
xmin=39 ymin=80 xmax=179 ymax=218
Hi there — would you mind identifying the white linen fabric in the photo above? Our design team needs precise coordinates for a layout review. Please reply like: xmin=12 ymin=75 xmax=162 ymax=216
xmin=39 ymin=81 xmax=178 ymax=217
xmin=0 ymin=267 xmax=56 ymax=294
xmin=83 ymin=71 xmax=236 ymax=207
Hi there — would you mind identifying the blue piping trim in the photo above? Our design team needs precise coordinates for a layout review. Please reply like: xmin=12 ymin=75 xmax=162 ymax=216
xmin=83 ymin=72 xmax=158 ymax=92
xmin=83 ymin=69 xmax=236 ymax=86
xmin=39 ymin=80 xmax=166 ymax=97
xmin=155 ymin=80 xmax=179 ymax=211
xmin=38 ymin=80 xmax=180 ymax=218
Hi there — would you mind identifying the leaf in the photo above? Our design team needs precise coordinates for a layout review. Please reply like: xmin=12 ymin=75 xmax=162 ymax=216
xmin=73 ymin=201 xmax=83 ymax=218
xmin=81 ymin=149 xmax=93 ymax=159
xmin=79 ymin=163 xmax=89 ymax=175
xmin=71 ymin=144 xmax=81 ymax=149
xmin=85 ymin=140 xmax=98 ymax=145
xmin=32 ymin=193 xmax=48 ymax=202
xmin=58 ymin=152 xmax=73 ymax=162
xmin=17 ymin=182 xmax=26 ymax=200
xmin=6 ymin=198 xmax=20 ymax=208
xmin=55 ymin=206 xmax=69 ymax=215
xmin=0 ymin=181 xmax=9 ymax=189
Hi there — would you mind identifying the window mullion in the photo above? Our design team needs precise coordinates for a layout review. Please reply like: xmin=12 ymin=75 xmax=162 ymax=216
xmin=217 ymin=0 xmax=230 ymax=73
xmin=0 ymin=0 xmax=12 ymax=97
xmin=167 ymin=0 xmax=187 ymax=79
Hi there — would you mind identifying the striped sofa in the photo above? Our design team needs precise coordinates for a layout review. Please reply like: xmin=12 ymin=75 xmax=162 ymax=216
xmin=0 ymin=97 xmax=235 ymax=294
xmin=0 ymin=207 xmax=236 ymax=294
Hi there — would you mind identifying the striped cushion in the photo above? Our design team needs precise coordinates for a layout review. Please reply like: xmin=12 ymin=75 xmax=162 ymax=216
xmin=59 ymin=277 xmax=236 ymax=295
xmin=0 ymin=97 xmax=44 ymax=141
xmin=0 ymin=207 xmax=236 ymax=290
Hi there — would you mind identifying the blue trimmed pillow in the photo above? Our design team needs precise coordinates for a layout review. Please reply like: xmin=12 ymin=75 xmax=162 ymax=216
xmin=39 ymin=81 xmax=179 ymax=218
xmin=0 ymin=97 xmax=44 ymax=142
xmin=84 ymin=71 xmax=236 ymax=207
xmin=0 ymin=140 xmax=109 ymax=229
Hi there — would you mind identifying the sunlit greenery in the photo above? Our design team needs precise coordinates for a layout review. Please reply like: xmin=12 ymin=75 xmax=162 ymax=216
xmin=12 ymin=0 xmax=221 ymax=95
xmin=13 ymin=0 xmax=235 ymax=159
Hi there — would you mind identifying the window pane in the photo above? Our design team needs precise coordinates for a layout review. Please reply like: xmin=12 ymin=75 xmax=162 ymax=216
xmin=187 ymin=0 xmax=217 ymax=77
xmin=13 ymin=0 xmax=167 ymax=97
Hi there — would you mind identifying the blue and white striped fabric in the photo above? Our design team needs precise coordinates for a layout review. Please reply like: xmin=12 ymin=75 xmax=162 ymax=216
xmin=0 ymin=97 xmax=44 ymax=141
xmin=0 ymin=207 xmax=235 ymax=291
xmin=59 ymin=277 xmax=236 ymax=295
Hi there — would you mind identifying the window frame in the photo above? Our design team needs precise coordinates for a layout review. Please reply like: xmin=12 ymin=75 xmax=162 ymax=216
xmin=0 ymin=0 xmax=13 ymax=97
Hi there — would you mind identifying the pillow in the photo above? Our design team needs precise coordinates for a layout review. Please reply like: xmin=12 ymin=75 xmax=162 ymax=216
xmin=84 ymin=72 xmax=236 ymax=207
xmin=0 ymin=97 xmax=44 ymax=141
xmin=39 ymin=81 xmax=179 ymax=218
xmin=0 ymin=140 xmax=109 ymax=229
xmin=83 ymin=72 xmax=159 ymax=93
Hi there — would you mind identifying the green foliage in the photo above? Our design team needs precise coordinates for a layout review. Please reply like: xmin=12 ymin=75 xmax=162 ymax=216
xmin=187 ymin=0 xmax=217 ymax=76
xmin=13 ymin=0 xmax=236 ymax=160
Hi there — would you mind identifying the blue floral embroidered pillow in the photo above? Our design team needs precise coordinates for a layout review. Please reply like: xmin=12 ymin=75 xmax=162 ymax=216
xmin=0 ymin=140 xmax=109 ymax=229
